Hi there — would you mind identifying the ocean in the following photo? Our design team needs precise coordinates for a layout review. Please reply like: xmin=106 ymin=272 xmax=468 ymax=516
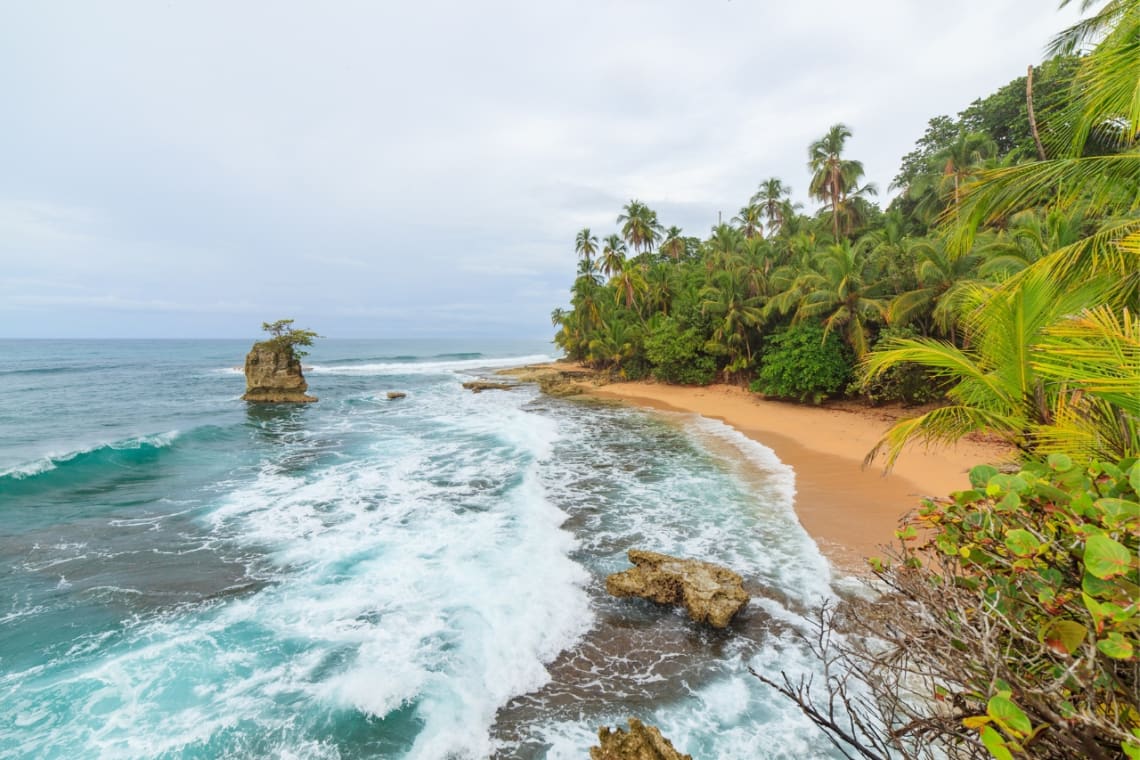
xmin=0 ymin=339 xmax=843 ymax=759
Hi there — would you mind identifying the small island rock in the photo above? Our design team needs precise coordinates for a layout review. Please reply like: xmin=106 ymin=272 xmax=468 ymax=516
xmin=242 ymin=344 xmax=317 ymax=403
xmin=386 ymin=391 xmax=407 ymax=400
xmin=590 ymin=718 xmax=691 ymax=760
xmin=605 ymin=549 xmax=749 ymax=628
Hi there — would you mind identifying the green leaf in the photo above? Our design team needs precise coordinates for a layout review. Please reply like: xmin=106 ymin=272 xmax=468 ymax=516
xmin=987 ymin=693 xmax=1032 ymax=736
xmin=1043 ymin=620 xmax=1086 ymax=655
xmin=996 ymin=491 xmax=1021 ymax=512
xmin=1004 ymin=529 xmax=1039 ymax=557
xmin=1097 ymin=632 xmax=1135 ymax=660
xmin=970 ymin=464 xmax=999 ymax=489
xmin=1084 ymin=534 xmax=1135 ymax=579
xmin=1096 ymin=497 xmax=1140 ymax=527
xmin=980 ymin=724 xmax=1014 ymax=760
xmin=1123 ymin=738 xmax=1140 ymax=760
xmin=1048 ymin=453 xmax=1073 ymax=472
xmin=1129 ymin=461 xmax=1140 ymax=495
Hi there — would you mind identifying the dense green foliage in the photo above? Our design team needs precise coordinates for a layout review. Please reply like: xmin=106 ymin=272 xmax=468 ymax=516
xmin=882 ymin=456 xmax=1140 ymax=758
xmin=256 ymin=319 xmax=320 ymax=360
xmin=552 ymin=3 xmax=1140 ymax=757
xmin=643 ymin=318 xmax=717 ymax=385
xmin=751 ymin=324 xmax=851 ymax=403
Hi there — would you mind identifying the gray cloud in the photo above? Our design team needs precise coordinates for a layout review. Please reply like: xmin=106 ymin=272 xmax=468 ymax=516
xmin=0 ymin=0 xmax=1079 ymax=338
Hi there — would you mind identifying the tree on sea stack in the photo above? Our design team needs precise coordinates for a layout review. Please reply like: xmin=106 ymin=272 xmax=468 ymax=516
xmin=241 ymin=319 xmax=320 ymax=404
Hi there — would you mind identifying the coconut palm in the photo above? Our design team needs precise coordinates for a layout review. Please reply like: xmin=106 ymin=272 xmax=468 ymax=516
xmin=610 ymin=259 xmax=648 ymax=312
xmin=600 ymin=234 xmax=627 ymax=278
xmin=808 ymin=124 xmax=877 ymax=239
xmin=862 ymin=271 xmax=1111 ymax=467
xmin=953 ymin=0 xmax=1140 ymax=306
xmin=732 ymin=204 xmax=764 ymax=239
xmin=660 ymin=226 xmax=687 ymax=261
xmin=751 ymin=177 xmax=792 ymax=235
xmin=791 ymin=241 xmax=890 ymax=358
xmin=1032 ymin=304 xmax=1140 ymax=460
xmin=887 ymin=238 xmax=987 ymax=342
xmin=699 ymin=268 xmax=766 ymax=371
xmin=575 ymin=228 xmax=599 ymax=272
xmin=617 ymin=200 xmax=663 ymax=254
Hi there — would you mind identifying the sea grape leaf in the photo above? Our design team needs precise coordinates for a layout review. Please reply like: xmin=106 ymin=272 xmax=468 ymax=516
xmin=970 ymin=464 xmax=998 ymax=489
xmin=1096 ymin=632 xmax=1134 ymax=660
xmin=1043 ymin=620 xmax=1086 ymax=655
xmin=987 ymin=693 xmax=1032 ymax=735
xmin=980 ymin=724 xmax=1014 ymax=760
xmin=962 ymin=715 xmax=991 ymax=729
xmin=1084 ymin=534 xmax=1135 ymax=579
xmin=1096 ymin=497 xmax=1140 ymax=526
xmin=1004 ymin=529 xmax=1039 ymax=557
xmin=1048 ymin=453 xmax=1073 ymax=472
xmin=1129 ymin=461 xmax=1140 ymax=495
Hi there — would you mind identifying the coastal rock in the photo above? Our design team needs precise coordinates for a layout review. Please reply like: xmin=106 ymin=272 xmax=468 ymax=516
xmin=605 ymin=549 xmax=749 ymax=628
xmin=589 ymin=718 xmax=691 ymax=760
xmin=461 ymin=380 xmax=515 ymax=393
xmin=241 ymin=344 xmax=317 ymax=403
xmin=386 ymin=391 xmax=407 ymax=400
xmin=496 ymin=364 xmax=599 ymax=397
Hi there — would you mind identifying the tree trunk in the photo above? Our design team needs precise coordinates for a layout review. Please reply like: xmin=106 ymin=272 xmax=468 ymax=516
xmin=1027 ymin=65 xmax=1047 ymax=161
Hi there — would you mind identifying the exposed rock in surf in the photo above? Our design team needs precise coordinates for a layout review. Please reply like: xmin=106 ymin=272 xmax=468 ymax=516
xmin=589 ymin=718 xmax=691 ymax=760
xmin=241 ymin=344 xmax=317 ymax=403
xmin=462 ymin=380 xmax=516 ymax=393
xmin=605 ymin=549 xmax=749 ymax=628
xmin=386 ymin=391 xmax=407 ymax=400
xmin=497 ymin=364 xmax=599 ymax=397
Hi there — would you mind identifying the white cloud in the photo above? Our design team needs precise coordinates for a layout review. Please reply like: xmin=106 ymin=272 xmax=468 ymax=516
xmin=0 ymin=0 xmax=1082 ymax=337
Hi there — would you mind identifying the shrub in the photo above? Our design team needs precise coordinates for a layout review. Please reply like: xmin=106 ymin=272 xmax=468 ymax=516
xmin=644 ymin=318 xmax=717 ymax=385
xmin=257 ymin=319 xmax=320 ymax=359
xmin=757 ymin=455 xmax=1140 ymax=759
xmin=751 ymin=323 xmax=853 ymax=403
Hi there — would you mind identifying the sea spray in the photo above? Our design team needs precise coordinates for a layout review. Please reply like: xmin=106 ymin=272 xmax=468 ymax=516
xmin=1 ymin=339 xmax=847 ymax=758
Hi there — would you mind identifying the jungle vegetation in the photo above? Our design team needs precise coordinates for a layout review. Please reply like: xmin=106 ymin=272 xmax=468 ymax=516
xmin=553 ymin=1 xmax=1139 ymax=756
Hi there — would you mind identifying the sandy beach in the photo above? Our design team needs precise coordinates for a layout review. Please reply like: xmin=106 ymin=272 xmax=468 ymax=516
xmin=573 ymin=379 xmax=1012 ymax=574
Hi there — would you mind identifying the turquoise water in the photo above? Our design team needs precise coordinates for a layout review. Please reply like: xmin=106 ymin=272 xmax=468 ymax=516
xmin=0 ymin=340 xmax=841 ymax=758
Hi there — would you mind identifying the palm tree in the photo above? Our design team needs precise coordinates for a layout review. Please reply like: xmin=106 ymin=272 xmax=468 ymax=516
xmin=887 ymin=238 xmax=986 ymax=342
xmin=792 ymin=241 xmax=890 ymax=359
xmin=660 ymin=226 xmax=687 ymax=261
xmin=699 ymin=268 xmax=765 ymax=371
xmin=601 ymin=234 xmax=627 ymax=278
xmin=953 ymin=0 xmax=1140 ymax=306
xmin=732 ymin=204 xmax=764 ymax=239
xmin=610 ymin=259 xmax=648 ymax=312
xmin=808 ymin=124 xmax=876 ymax=239
xmin=575 ymin=228 xmax=599 ymax=273
xmin=703 ymin=224 xmax=745 ymax=272
xmin=617 ymin=200 xmax=664 ymax=254
xmin=751 ymin=178 xmax=792 ymax=236
xmin=862 ymin=271 xmax=1112 ymax=467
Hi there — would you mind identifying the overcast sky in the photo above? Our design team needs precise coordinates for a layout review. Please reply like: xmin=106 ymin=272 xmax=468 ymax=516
xmin=0 ymin=1 xmax=1080 ymax=339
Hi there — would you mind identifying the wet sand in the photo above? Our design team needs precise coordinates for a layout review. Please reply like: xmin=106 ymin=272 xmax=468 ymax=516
xmin=580 ymin=382 xmax=1012 ymax=574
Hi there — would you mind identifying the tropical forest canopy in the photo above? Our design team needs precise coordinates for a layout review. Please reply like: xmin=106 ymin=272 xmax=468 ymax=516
xmin=553 ymin=2 xmax=1139 ymax=757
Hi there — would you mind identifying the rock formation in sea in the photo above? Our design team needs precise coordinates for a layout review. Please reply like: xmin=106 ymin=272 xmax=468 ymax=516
xmin=497 ymin=363 xmax=599 ymax=396
xmin=241 ymin=343 xmax=317 ymax=403
xmin=605 ymin=549 xmax=749 ymax=628
xmin=461 ymin=380 xmax=516 ymax=393
xmin=386 ymin=391 xmax=407 ymax=400
xmin=589 ymin=718 xmax=692 ymax=760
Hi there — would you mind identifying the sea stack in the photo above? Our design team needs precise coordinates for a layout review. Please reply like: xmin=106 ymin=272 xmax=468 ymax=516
xmin=241 ymin=342 xmax=317 ymax=403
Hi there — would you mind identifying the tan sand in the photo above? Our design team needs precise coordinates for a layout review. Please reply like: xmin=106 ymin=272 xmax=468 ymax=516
xmin=580 ymin=381 xmax=1012 ymax=575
